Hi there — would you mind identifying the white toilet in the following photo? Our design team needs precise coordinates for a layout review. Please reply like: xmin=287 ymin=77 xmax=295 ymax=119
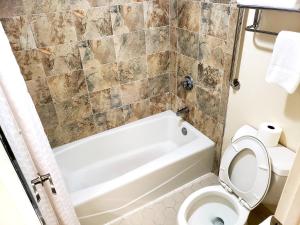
xmin=177 ymin=125 xmax=295 ymax=225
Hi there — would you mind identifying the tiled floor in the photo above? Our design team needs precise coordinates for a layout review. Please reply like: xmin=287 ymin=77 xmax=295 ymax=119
xmin=104 ymin=172 xmax=273 ymax=225
xmin=105 ymin=173 xmax=219 ymax=225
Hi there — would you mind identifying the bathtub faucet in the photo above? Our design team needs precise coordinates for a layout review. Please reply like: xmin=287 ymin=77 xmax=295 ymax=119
xmin=176 ymin=107 xmax=189 ymax=117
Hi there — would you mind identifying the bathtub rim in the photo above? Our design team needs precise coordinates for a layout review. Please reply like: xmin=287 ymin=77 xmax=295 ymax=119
xmin=54 ymin=110 xmax=179 ymax=155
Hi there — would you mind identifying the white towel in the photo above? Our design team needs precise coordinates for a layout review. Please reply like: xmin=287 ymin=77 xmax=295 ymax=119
xmin=237 ymin=0 xmax=300 ymax=10
xmin=266 ymin=31 xmax=300 ymax=94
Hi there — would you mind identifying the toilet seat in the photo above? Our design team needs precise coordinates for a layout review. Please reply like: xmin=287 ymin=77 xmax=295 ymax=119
xmin=219 ymin=135 xmax=271 ymax=210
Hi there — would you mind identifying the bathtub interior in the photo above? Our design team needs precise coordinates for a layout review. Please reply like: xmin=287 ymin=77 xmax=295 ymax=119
xmin=54 ymin=111 xmax=203 ymax=193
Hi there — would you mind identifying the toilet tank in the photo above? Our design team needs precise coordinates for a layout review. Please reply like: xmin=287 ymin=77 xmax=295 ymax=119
xmin=262 ymin=146 xmax=295 ymax=212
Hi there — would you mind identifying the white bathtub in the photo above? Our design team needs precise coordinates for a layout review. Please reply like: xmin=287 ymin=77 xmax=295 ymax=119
xmin=54 ymin=111 xmax=215 ymax=225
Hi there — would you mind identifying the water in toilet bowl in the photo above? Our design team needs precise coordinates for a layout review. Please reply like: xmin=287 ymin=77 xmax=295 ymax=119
xmin=212 ymin=217 xmax=225 ymax=225
xmin=187 ymin=196 xmax=238 ymax=225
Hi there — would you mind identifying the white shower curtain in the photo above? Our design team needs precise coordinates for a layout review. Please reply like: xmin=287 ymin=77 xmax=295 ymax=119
xmin=0 ymin=23 xmax=80 ymax=225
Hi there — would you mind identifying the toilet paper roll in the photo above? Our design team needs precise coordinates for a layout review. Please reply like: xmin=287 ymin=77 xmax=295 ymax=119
xmin=257 ymin=122 xmax=282 ymax=147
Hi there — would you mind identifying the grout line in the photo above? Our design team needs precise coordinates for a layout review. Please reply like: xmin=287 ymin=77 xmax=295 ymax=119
xmin=82 ymin=67 xmax=99 ymax=130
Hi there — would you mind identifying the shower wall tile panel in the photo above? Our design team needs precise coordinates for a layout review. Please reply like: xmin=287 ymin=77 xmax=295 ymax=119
xmin=170 ymin=0 xmax=238 ymax=171
xmin=0 ymin=0 xmax=237 ymax=161
xmin=0 ymin=0 xmax=173 ymax=147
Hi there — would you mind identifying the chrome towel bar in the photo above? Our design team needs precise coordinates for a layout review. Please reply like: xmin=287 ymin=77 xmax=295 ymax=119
xmin=229 ymin=5 xmax=300 ymax=90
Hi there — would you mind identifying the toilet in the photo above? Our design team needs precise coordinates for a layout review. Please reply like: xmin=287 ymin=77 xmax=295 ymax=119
xmin=177 ymin=125 xmax=295 ymax=225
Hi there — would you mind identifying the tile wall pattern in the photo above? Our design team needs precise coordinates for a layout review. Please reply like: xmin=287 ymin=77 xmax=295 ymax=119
xmin=0 ymin=0 xmax=173 ymax=147
xmin=169 ymin=0 xmax=238 ymax=169
xmin=105 ymin=173 xmax=218 ymax=225
xmin=0 ymin=0 xmax=238 ymax=157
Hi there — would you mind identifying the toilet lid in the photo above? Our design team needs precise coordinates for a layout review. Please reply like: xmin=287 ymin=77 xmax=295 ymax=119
xmin=219 ymin=135 xmax=271 ymax=210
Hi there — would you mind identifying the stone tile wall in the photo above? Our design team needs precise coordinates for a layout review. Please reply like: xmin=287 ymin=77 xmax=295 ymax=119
xmin=0 ymin=0 xmax=238 ymax=156
xmin=0 ymin=0 xmax=174 ymax=147
xmin=169 ymin=0 xmax=238 ymax=168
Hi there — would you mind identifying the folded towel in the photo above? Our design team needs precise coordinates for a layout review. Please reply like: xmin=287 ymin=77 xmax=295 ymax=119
xmin=237 ymin=0 xmax=300 ymax=10
xmin=266 ymin=31 xmax=300 ymax=94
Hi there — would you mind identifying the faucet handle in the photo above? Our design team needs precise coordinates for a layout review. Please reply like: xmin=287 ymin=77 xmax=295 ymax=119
xmin=182 ymin=75 xmax=194 ymax=91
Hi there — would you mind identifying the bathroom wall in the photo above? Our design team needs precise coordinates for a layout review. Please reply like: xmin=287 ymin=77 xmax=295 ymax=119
xmin=223 ymin=10 xmax=300 ymax=152
xmin=0 ymin=0 xmax=173 ymax=147
xmin=170 ymin=0 xmax=238 ymax=166
xmin=0 ymin=0 xmax=238 ymax=152
xmin=276 ymin=150 xmax=300 ymax=225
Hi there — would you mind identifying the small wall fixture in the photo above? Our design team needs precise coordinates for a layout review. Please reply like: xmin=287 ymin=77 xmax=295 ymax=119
xmin=182 ymin=75 xmax=194 ymax=91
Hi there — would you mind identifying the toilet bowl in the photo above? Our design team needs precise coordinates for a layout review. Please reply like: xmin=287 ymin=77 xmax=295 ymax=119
xmin=178 ymin=185 xmax=249 ymax=225
xmin=177 ymin=125 xmax=295 ymax=225
xmin=178 ymin=129 xmax=294 ymax=225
